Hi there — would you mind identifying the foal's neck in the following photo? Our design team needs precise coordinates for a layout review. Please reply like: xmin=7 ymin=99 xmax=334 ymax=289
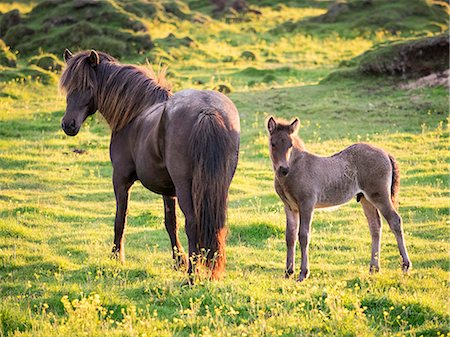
xmin=292 ymin=135 xmax=306 ymax=152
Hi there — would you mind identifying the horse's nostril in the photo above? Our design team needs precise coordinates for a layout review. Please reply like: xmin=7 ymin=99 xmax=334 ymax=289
xmin=69 ymin=119 xmax=76 ymax=129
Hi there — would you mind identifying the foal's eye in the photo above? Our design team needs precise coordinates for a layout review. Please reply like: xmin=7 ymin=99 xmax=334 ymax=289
xmin=271 ymin=142 xmax=275 ymax=148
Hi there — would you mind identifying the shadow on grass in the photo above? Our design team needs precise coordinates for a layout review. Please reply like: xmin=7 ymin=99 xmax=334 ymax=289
xmin=361 ymin=295 xmax=449 ymax=331
xmin=228 ymin=221 xmax=284 ymax=247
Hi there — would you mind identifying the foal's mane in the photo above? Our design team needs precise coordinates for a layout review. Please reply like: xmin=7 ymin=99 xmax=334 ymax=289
xmin=60 ymin=50 xmax=172 ymax=132
xmin=273 ymin=118 xmax=306 ymax=151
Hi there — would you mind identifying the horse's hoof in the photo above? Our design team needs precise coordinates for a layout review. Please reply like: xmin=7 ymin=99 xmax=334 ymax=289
xmin=369 ymin=265 xmax=380 ymax=274
xmin=174 ymin=255 xmax=188 ymax=271
xmin=181 ymin=274 xmax=195 ymax=287
xmin=111 ymin=249 xmax=125 ymax=264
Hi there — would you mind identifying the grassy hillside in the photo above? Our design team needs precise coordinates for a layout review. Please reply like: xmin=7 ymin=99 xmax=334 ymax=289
xmin=0 ymin=1 xmax=449 ymax=336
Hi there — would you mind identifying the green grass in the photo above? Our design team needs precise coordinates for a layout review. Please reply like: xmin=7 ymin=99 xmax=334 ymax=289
xmin=0 ymin=1 xmax=449 ymax=336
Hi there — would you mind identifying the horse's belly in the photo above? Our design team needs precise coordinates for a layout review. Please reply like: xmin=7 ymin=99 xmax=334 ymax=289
xmin=136 ymin=164 xmax=175 ymax=196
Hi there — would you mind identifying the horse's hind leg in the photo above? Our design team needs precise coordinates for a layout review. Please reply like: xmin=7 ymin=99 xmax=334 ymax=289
xmin=112 ymin=171 xmax=134 ymax=264
xmin=368 ymin=194 xmax=411 ymax=272
xmin=284 ymin=205 xmax=299 ymax=278
xmin=173 ymin=183 xmax=199 ymax=283
xmin=360 ymin=197 xmax=382 ymax=273
xmin=163 ymin=195 xmax=187 ymax=269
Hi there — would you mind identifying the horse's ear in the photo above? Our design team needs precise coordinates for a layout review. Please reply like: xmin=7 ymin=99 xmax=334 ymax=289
xmin=63 ymin=48 xmax=73 ymax=63
xmin=289 ymin=118 xmax=300 ymax=134
xmin=267 ymin=116 xmax=276 ymax=134
xmin=89 ymin=49 xmax=99 ymax=67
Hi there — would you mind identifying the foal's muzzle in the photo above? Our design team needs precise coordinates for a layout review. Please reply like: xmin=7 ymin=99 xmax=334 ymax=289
xmin=278 ymin=166 xmax=289 ymax=177
xmin=61 ymin=119 xmax=79 ymax=136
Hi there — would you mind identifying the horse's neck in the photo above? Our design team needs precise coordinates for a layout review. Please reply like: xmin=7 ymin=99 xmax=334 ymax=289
xmin=96 ymin=65 xmax=170 ymax=132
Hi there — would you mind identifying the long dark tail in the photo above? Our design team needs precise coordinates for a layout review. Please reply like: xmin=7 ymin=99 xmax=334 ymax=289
xmin=389 ymin=154 xmax=400 ymax=208
xmin=189 ymin=110 xmax=235 ymax=279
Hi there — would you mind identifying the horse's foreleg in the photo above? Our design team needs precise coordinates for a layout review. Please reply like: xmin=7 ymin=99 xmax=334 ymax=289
xmin=298 ymin=203 xmax=314 ymax=282
xmin=163 ymin=195 xmax=187 ymax=269
xmin=360 ymin=197 xmax=382 ymax=273
xmin=285 ymin=206 xmax=299 ymax=278
xmin=112 ymin=172 xmax=134 ymax=264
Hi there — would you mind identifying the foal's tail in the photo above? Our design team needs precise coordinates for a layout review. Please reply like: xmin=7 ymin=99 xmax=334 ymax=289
xmin=389 ymin=154 xmax=400 ymax=208
xmin=189 ymin=109 xmax=236 ymax=279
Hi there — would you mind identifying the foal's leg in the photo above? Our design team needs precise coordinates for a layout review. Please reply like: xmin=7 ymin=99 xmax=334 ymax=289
xmin=369 ymin=194 xmax=411 ymax=272
xmin=284 ymin=205 xmax=299 ymax=278
xmin=298 ymin=202 xmax=314 ymax=282
xmin=163 ymin=195 xmax=187 ymax=269
xmin=360 ymin=197 xmax=382 ymax=273
xmin=112 ymin=171 xmax=134 ymax=264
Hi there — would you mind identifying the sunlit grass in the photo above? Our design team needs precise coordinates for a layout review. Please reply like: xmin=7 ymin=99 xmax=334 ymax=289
xmin=0 ymin=1 xmax=449 ymax=336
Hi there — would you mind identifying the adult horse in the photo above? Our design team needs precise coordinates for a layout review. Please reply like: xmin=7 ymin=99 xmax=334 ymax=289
xmin=60 ymin=49 xmax=240 ymax=280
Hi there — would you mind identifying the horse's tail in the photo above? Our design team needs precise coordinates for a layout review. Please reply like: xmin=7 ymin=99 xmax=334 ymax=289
xmin=389 ymin=154 xmax=400 ymax=208
xmin=189 ymin=110 xmax=235 ymax=279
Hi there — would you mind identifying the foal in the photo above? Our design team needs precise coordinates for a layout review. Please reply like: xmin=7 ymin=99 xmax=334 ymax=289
xmin=267 ymin=116 xmax=411 ymax=282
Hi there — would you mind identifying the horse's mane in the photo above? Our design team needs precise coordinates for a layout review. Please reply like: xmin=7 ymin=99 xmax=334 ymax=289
xmin=59 ymin=51 xmax=172 ymax=132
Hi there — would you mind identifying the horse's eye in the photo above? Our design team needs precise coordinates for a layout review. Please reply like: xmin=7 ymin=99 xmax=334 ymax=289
xmin=271 ymin=142 xmax=275 ymax=148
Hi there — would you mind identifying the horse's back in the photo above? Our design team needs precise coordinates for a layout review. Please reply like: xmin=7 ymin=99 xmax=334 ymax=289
xmin=163 ymin=89 xmax=240 ymax=181
xmin=166 ymin=89 xmax=239 ymax=128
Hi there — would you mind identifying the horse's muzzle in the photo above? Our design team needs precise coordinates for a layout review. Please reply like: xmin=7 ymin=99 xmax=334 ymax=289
xmin=277 ymin=166 xmax=289 ymax=177
xmin=61 ymin=119 xmax=78 ymax=136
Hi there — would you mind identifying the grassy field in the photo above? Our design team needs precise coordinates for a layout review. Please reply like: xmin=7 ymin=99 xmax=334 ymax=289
xmin=0 ymin=1 xmax=449 ymax=336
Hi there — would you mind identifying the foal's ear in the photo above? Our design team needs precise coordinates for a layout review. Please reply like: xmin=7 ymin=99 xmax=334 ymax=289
xmin=289 ymin=118 xmax=300 ymax=134
xmin=267 ymin=116 xmax=277 ymax=134
xmin=89 ymin=49 xmax=100 ymax=67
xmin=63 ymin=48 xmax=73 ymax=62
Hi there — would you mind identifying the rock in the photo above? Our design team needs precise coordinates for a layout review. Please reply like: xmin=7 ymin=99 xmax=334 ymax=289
xmin=73 ymin=0 xmax=101 ymax=9
xmin=312 ymin=2 xmax=349 ymax=23
xmin=240 ymin=50 xmax=256 ymax=61
xmin=3 ymin=25 xmax=34 ymax=49
xmin=400 ymin=70 xmax=449 ymax=89
xmin=213 ymin=83 xmax=232 ymax=94
xmin=0 ymin=9 xmax=21 ymax=37
xmin=43 ymin=16 xmax=76 ymax=31
xmin=358 ymin=33 xmax=449 ymax=76
xmin=28 ymin=53 xmax=64 ymax=72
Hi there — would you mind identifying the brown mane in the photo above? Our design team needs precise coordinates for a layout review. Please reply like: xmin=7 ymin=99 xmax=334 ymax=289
xmin=272 ymin=118 xmax=306 ymax=151
xmin=59 ymin=51 xmax=172 ymax=132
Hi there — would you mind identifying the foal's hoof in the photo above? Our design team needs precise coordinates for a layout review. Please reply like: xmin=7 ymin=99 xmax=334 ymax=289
xmin=297 ymin=272 xmax=309 ymax=283
xmin=369 ymin=265 xmax=380 ymax=274
xmin=402 ymin=261 xmax=411 ymax=273
xmin=285 ymin=269 xmax=294 ymax=279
